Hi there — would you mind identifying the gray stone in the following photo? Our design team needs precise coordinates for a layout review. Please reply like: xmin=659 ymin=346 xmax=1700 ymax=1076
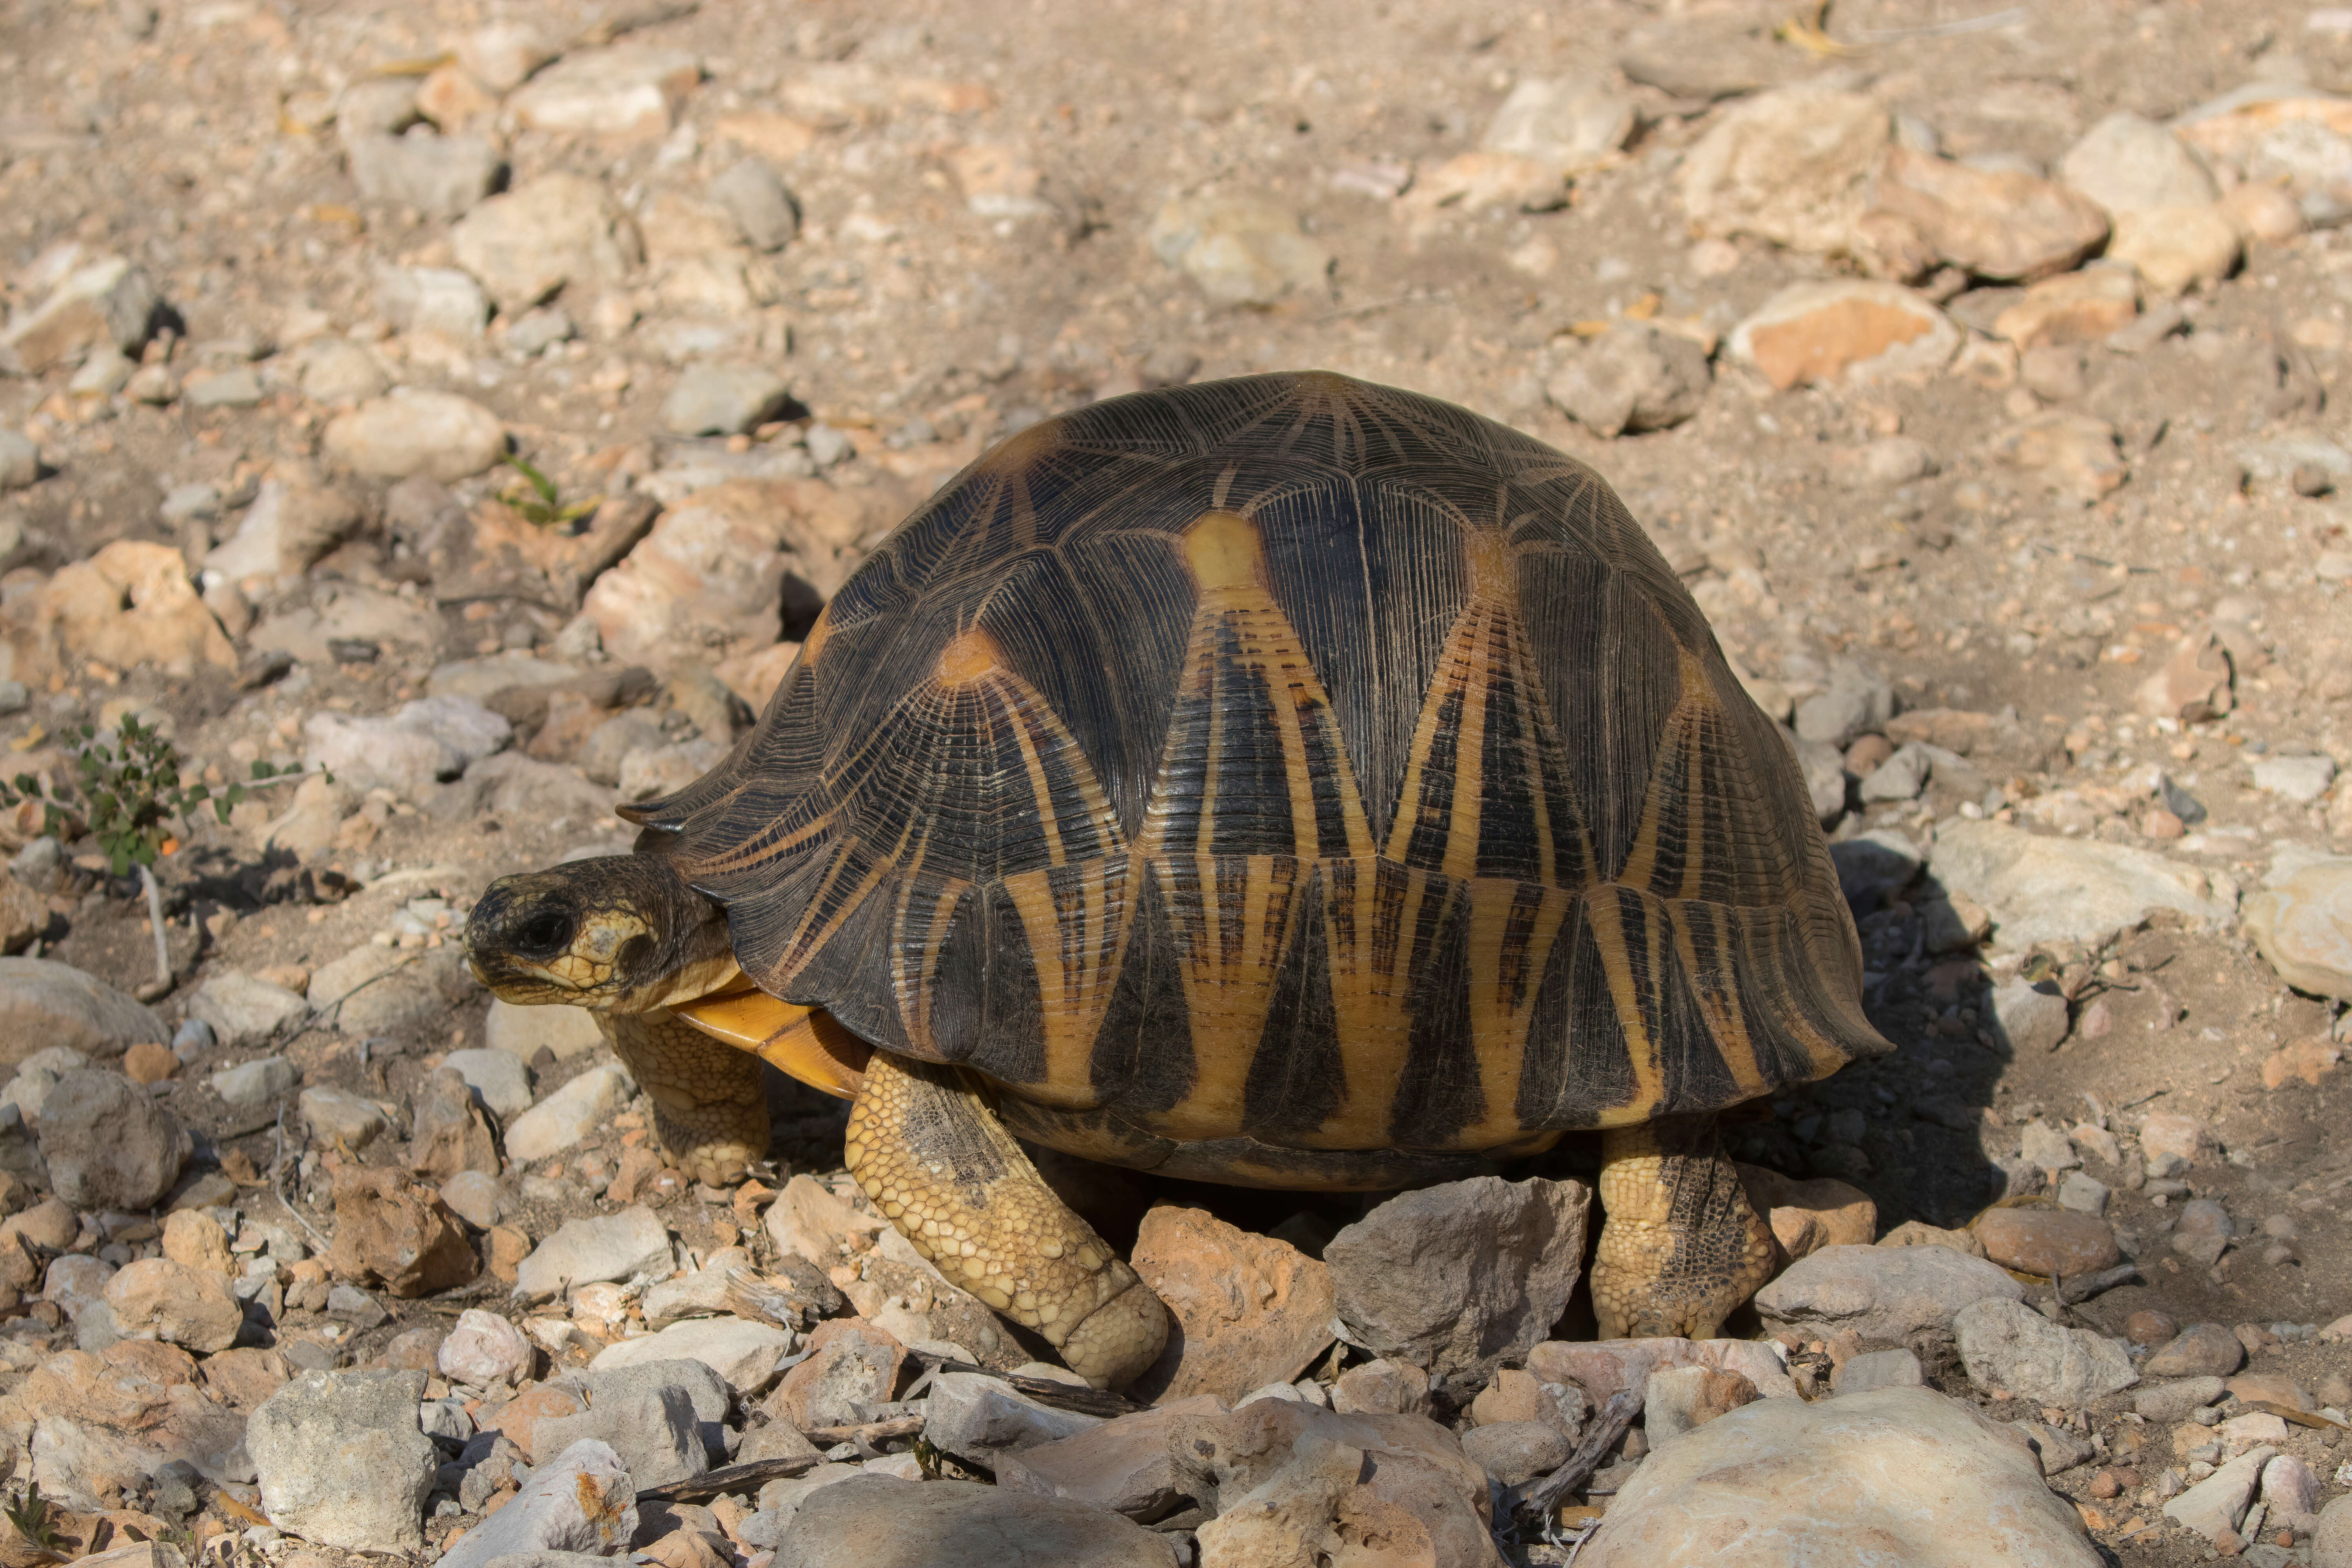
xmin=1929 ymin=819 xmax=2233 ymax=950
xmin=1830 ymin=828 xmax=1921 ymax=909
xmin=2164 ymin=1444 xmax=2276 ymax=1545
xmin=994 ymin=1394 xmax=1227 ymax=1519
xmin=737 ymin=1464 xmax=867 ymax=1547
xmin=2061 ymin=112 xmax=2220 ymax=216
xmin=1147 ymin=189 xmax=1330 ymax=307
xmin=506 ymin=44 xmax=699 ymax=138
xmin=0 ymin=958 xmax=168 ymax=1063
xmin=409 ymin=1066 xmax=498 ymax=1178
xmin=2056 ymin=1171 xmax=2110 ymax=1214
xmin=1325 ymin=1175 xmax=1590 ymax=1381
xmin=431 ymin=1439 xmax=639 ymax=1568
xmin=2016 ymin=1419 xmax=2095 ymax=1476
xmin=1793 ymin=733 xmax=1848 ymax=824
xmin=298 ymin=1087 xmax=390 ymax=1148
xmin=305 ymin=943 xmax=472 ymax=1036
xmin=1546 ymin=323 xmax=1710 ymax=437
xmin=924 ymin=1371 xmax=1103 ymax=1464
xmin=0 ymin=256 xmax=160 ymax=376
xmin=1952 ymin=1297 xmax=2137 ymax=1408
xmin=1832 ymin=1348 xmax=1925 ymax=1396
xmin=0 ymin=428 xmax=37 ymax=491
xmin=589 ymin=1319 xmax=796 ymax=1397
xmin=710 ymin=156 xmax=799 ymax=251
xmin=2241 ymin=857 xmax=2352 ymax=1002
xmin=1753 ymin=1244 xmax=2025 ymax=1340
xmin=2017 ymin=1118 xmax=2080 ymax=1173
xmin=1459 ymin=1420 xmax=1570 ymax=1487
xmin=247 ymin=1370 xmax=437 ymax=1552
xmin=424 ymin=652 xmax=583 ymax=703
xmin=296 ymin=339 xmax=390 ymax=403
xmin=42 ymin=1254 xmax=115 ymax=1321
xmin=485 ymin=998 xmax=605 ymax=1061
xmin=776 ymin=1476 xmax=1178 ymax=1568
xmin=531 ymin=1373 xmax=706 ymax=1490
xmin=512 ymin=1205 xmax=671 ymax=1304
xmin=374 ymin=265 xmax=490 ymax=342
xmin=183 ymin=368 xmax=261 ymax=408
xmin=1485 ymin=75 xmax=1634 ymax=174
xmin=208 ymin=1055 xmax=296 ymax=1111
xmin=506 ymin=307 xmax=576 ymax=356
xmin=190 ymin=974 xmax=310 ymax=1053
xmin=344 ymin=129 xmax=500 ymax=220
xmin=661 ymin=363 xmax=792 ymax=436
xmin=2145 ymin=1323 xmax=2244 ymax=1378
xmin=324 ymin=390 xmax=507 ymax=483
xmin=1584 ymin=1386 xmax=2098 ymax=1566
xmin=35 ymin=1070 xmax=190 ymax=1210
xmin=439 ymin=1308 xmax=533 ymax=1387
xmin=2252 ymin=753 xmax=2337 ymax=804
xmin=2134 ymin=1377 xmax=2227 ymax=1421
xmin=505 ymin=1064 xmax=632 ymax=1163
xmin=302 ymin=695 xmax=511 ymax=797
xmin=442 ymin=1048 xmax=534 ymax=1118
xmin=1857 ymin=742 xmax=1930 ymax=802
xmin=1795 ymin=661 xmax=1895 ymax=749
xmin=2170 ymin=1199 xmax=2233 ymax=1268
xmin=450 ymin=173 xmax=644 ymax=317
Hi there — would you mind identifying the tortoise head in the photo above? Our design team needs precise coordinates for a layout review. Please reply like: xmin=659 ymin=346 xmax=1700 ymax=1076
xmin=464 ymin=854 xmax=736 ymax=1013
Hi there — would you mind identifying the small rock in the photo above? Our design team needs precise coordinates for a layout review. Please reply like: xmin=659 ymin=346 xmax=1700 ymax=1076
xmin=2061 ymin=112 xmax=2220 ymax=216
xmin=710 ymin=156 xmax=799 ymax=251
xmin=182 ymin=367 xmax=263 ymax=408
xmin=1328 ymin=1358 xmax=1432 ymax=1419
xmin=35 ymin=1069 xmax=189 ymax=1210
xmin=207 ymin=1053 xmax=298 ymax=1111
xmin=661 ymin=363 xmax=793 ymax=437
xmin=438 ymin=1307 xmax=533 ymax=1387
xmin=2252 ymin=755 xmax=2339 ymax=807
xmin=505 ymin=1063 xmax=632 ymax=1163
xmin=103 ymin=1258 xmax=242 ymax=1352
xmin=298 ymin=1086 xmax=389 ymax=1148
xmin=2136 ymin=632 xmax=2235 ymax=723
xmin=1129 ymin=1204 xmax=1336 ymax=1405
xmin=512 ymin=1205 xmax=671 ymax=1303
xmin=0 ymin=256 xmax=160 ymax=376
xmin=2056 ymin=1172 xmax=2110 ymax=1214
xmin=1832 ymin=1348 xmax=1925 ymax=1395
xmin=2170 ymin=1199 xmax=2234 ymax=1269
xmin=1831 ymin=436 xmax=1938 ymax=488
xmin=327 ymin=1168 xmax=478 ymax=1296
xmin=432 ymin=1439 xmax=639 ymax=1568
xmin=1857 ymin=742 xmax=1931 ymax=802
xmin=924 ymin=1370 xmax=1104 ymax=1465
xmin=506 ymin=44 xmax=701 ymax=142
xmin=0 ymin=428 xmax=40 ymax=491
xmin=408 ymin=1066 xmax=499 ymax=1180
xmin=486 ymin=996 xmax=605 ymax=1061
xmin=1460 ymin=1419 xmax=1572 ymax=1486
xmin=2262 ymin=1034 xmax=2344 ymax=1089
xmin=776 ymin=1476 xmax=1177 ymax=1568
xmin=2147 ymin=1323 xmax=2245 ymax=1378
xmin=324 ymin=390 xmax=507 ymax=483
xmin=1876 ymin=1220 xmax=1987 ymax=1258
xmin=0 ymin=957 xmax=168 ymax=1062
xmin=343 ymin=129 xmax=501 ymax=220
xmin=247 ymin=1369 xmax=439 ymax=1552
xmin=533 ymin=1366 xmax=709 ymax=1491
xmin=1928 ymin=819 xmax=2231 ymax=950
xmin=2016 ymin=1419 xmax=2096 ymax=1477
xmin=296 ymin=338 xmax=391 ymax=403
xmin=2164 ymin=1444 xmax=2278 ymax=1546
xmin=450 ymin=172 xmax=645 ymax=316
xmin=1871 ymin=145 xmax=2110 ymax=281
xmin=1147 ymin=189 xmax=1330 ymax=307
xmin=1953 ymin=1298 xmax=2138 ymax=1407
xmin=2262 ymin=1454 xmax=2320 ymax=1517
xmin=1583 ymin=1387 xmax=2100 ymax=1566
xmin=1753 ymin=1243 xmax=2025 ymax=1340
xmin=1324 ymin=1174 xmax=1590 ymax=1381
xmin=1735 ymin=1166 xmax=1876 ymax=1262
xmin=1546 ymin=323 xmax=1711 ymax=436
xmin=2133 ymin=1377 xmax=2225 ymax=1421
xmin=769 ymin=1318 xmax=907 ymax=1430
xmin=1677 ymin=86 xmax=1887 ymax=257
xmin=1992 ymin=266 xmax=2141 ymax=350
xmin=1484 ymin=75 xmax=1633 ymax=175
xmin=1727 ymin=280 xmax=1960 ymax=389
xmin=189 ymin=971 xmax=312 ymax=1054
xmin=590 ymin=1318 xmax=797 ymax=1395
xmin=2140 ymin=1111 xmax=2210 ymax=1178
xmin=1990 ymin=411 xmax=2127 ymax=503
xmin=441 ymin=1047 xmax=534 ymax=1118
xmin=2110 ymin=204 xmax=2242 ymax=296
xmin=2125 ymin=1309 xmax=2177 ymax=1346
xmin=1973 ymin=1209 xmax=2120 ymax=1279
xmin=995 ymin=1393 xmax=1229 ymax=1519
xmin=309 ymin=944 xmax=473 ymax=1036
xmin=1644 ymin=1363 xmax=1759 ymax=1445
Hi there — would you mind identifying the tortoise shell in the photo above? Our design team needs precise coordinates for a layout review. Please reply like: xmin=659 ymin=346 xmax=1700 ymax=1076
xmin=626 ymin=372 xmax=1886 ymax=1169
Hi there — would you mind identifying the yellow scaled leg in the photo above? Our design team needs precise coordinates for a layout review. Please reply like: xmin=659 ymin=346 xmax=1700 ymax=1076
xmin=602 ymin=1010 xmax=771 ymax=1187
xmin=844 ymin=1049 xmax=1168 ymax=1390
xmin=1591 ymin=1116 xmax=1777 ymax=1341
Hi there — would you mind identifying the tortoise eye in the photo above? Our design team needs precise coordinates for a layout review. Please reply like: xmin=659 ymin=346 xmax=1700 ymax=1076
xmin=517 ymin=909 xmax=577 ymax=956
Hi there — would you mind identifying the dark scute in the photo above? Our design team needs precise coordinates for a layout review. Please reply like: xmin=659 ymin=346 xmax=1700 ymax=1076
xmin=1091 ymin=863 xmax=1194 ymax=1114
xmin=1388 ymin=878 xmax=1484 ymax=1147
xmin=1243 ymin=867 xmax=1345 ymax=1137
xmin=1516 ymin=892 xmax=1640 ymax=1129
xmin=1648 ymin=895 xmax=1742 ymax=1117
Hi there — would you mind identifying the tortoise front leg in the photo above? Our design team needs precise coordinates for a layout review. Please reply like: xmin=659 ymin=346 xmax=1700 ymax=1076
xmin=1590 ymin=1114 xmax=1777 ymax=1340
xmin=845 ymin=1050 xmax=1169 ymax=1389
xmin=602 ymin=1011 xmax=771 ymax=1187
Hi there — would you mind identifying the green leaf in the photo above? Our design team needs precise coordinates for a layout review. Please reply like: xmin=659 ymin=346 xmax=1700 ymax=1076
xmin=504 ymin=452 xmax=560 ymax=506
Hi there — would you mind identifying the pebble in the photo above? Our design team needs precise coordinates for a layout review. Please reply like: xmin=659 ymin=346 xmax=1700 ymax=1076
xmin=298 ymin=1086 xmax=389 ymax=1147
xmin=1735 ymin=1167 xmax=1875 ymax=1262
xmin=1644 ymin=1363 xmax=1760 ymax=1445
xmin=2252 ymin=754 xmax=2339 ymax=803
xmin=1990 ymin=410 xmax=2127 ymax=502
xmin=2170 ymin=1199 xmax=2235 ymax=1269
xmin=1727 ymin=280 xmax=1959 ymax=390
xmin=484 ymin=998 xmax=606 ymax=1064
xmin=248 ymin=1368 xmax=439 ymax=1551
xmin=1872 ymin=146 xmax=2109 ymax=281
xmin=2139 ymin=1111 xmax=2210 ymax=1178
xmin=1953 ymin=1298 xmax=2137 ymax=1407
xmin=2125 ymin=1309 xmax=2178 ymax=1346
xmin=450 ymin=172 xmax=644 ymax=316
xmin=323 ymin=390 xmax=507 ymax=483
xmin=1483 ymin=74 xmax=1633 ymax=175
xmin=102 ymin=1257 xmax=242 ymax=1351
xmin=1677 ymin=86 xmax=1887 ymax=256
xmin=925 ymin=1370 xmax=1105 ymax=1465
xmin=778 ymin=1476 xmax=1178 ymax=1568
xmin=1857 ymin=741 xmax=1931 ymax=802
xmin=996 ymin=1393 xmax=1227 ymax=1517
xmin=0 ymin=956 xmax=169 ymax=1058
xmin=1323 ymin=1174 xmax=1590 ymax=1381
xmin=505 ymin=1063 xmax=632 ymax=1163
xmin=343 ymin=129 xmax=500 ymax=220
xmin=373 ymin=263 xmax=487 ymax=341
xmin=2165 ymin=1444 xmax=2278 ymax=1546
xmin=1973 ymin=1209 xmax=2120 ymax=1278
xmin=437 ymin=1307 xmax=533 ymax=1387
xmin=507 ymin=44 xmax=701 ymax=142
xmin=35 ymin=1069 xmax=189 ymax=1210
xmin=661 ymin=363 xmax=794 ymax=437
xmin=1992 ymin=265 xmax=2141 ymax=349
xmin=592 ymin=1318 xmax=797 ymax=1395
xmin=327 ymin=1168 xmax=479 ymax=1297
xmin=1128 ymin=1203 xmax=1335 ymax=1404
xmin=181 ymin=367 xmax=263 ymax=408
xmin=0 ymin=255 xmax=160 ymax=376
xmin=1584 ymin=1386 xmax=2100 ymax=1565
xmin=2146 ymin=1323 xmax=2246 ymax=1378
xmin=1832 ymin=1347 xmax=1925 ymax=1395
xmin=2134 ymin=1376 xmax=2226 ymax=1421
xmin=2056 ymin=1172 xmax=2110 ymax=1214
xmin=1753 ymin=1243 xmax=2024 ymax=1340
xmin=2060 ymin=111 xmax=2221 ymax=216
xmin=511 ymin=1204 xmax=672 ymax=1303
xmin=1547 ymin=323 xmax=1710 ymax=437
xmin=207 ymin=1054 xmax=293 ymax=1113
xmin=533 ymin=1363 xmax=711 ymax=1491
xmin=1460 ymin=1419 xmax=1572 ymax=1486
xmin=0 ymin=428 xmax=38 ymax=490
xmin=710 ymin=156 xmax=800 ymax=251
xmin=1927 ymin=818 xmax=2230 ymax=950
xmin=2110 ymin=203 xmax=2243 ymax=296
xmin=1332 ymin=1357 xmax=1434 ymax=1417
xmin=432 ymin=1438 xmax=639 ymax=1568
xmin=441 ymin=1047 xmax=534 ymax=1118
xmin=1147 ymin=189 xmax=1330 ymax=307
xmin=770 ymin=1318 xmax=907 ymax=1429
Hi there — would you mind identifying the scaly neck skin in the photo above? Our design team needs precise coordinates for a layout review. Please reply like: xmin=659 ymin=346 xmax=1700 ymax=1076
xmin=608 ymin=853 xmax=742 ymax=1013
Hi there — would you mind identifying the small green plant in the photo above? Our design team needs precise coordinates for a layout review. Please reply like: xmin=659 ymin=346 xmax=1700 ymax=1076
xmin=0 ymin=714 xmax=324 ymax=985
xmin=4 ymin=1480 xmax=71 ymax=1560
xmin=496 ymin=453 xmax=601 ymax=528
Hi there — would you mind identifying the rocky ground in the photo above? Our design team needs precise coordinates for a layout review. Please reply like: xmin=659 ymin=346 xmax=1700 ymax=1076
xmin=2 ymin=0 xmax=2352 ymax=1564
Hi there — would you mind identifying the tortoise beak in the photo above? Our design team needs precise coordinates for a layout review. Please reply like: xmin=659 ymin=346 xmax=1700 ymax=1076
xmin=671 ymin=991 xmax=873 ymax=1101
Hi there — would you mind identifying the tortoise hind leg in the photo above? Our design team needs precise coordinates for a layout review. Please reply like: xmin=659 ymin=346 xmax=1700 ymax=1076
xmin=1590 ymin=1114 xmax=1777 ymax=1340
xmin=846 ymin=1050 xmax=1169 ymax=1389
xmin=601 ymin=1011 xmax=771 ymax=1187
